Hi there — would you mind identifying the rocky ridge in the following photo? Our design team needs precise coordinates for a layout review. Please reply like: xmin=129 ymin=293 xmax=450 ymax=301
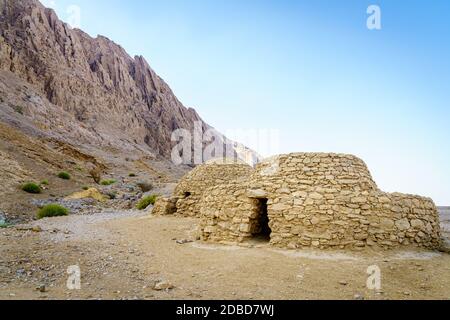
xmin=0 ymin=0 xmax=257 ymax=162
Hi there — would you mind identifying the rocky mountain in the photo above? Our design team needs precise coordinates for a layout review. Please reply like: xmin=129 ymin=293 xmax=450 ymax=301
xmin=0 ymin=0 xmax=258 ymax=163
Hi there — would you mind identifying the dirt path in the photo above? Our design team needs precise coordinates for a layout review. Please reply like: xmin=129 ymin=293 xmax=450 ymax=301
xmin=1 ymin=211 xmax=449 ymax=300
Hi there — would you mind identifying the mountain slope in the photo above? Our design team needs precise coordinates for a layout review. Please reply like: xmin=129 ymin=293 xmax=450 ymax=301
xmin=0 ymin=0 xmax=257 ymax=163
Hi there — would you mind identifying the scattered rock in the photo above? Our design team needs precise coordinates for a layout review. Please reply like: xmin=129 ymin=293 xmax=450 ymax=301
xmin=16 ymin=269 xmax=26 ymax=276
xmin=175 ymin=239 xmax=193 ymax=245
xmin=153 ymin=281 xmax=175 ymax=291
xmin=137 ymin=182 xmax=153 ymax=193
xmin=36 ymin=285 xmax=46 ymax=293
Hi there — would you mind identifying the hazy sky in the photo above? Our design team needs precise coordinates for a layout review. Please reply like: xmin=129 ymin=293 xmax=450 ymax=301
xmin=43 ymin=0 xmax=449 ymax=205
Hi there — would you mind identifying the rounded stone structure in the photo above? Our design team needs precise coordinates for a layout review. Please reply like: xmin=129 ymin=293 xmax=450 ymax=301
xmin=199 ymin=153 xmax=441 ymax=250
xmin=152 ymin=159 xmax=254 ymax=217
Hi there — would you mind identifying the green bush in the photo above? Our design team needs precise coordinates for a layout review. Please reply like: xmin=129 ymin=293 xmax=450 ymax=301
xmin=22 ymin=183 xmax=42 ymax=194
xmin=57 ymin=172 xmax=71 ymax=180
xmin=101 ymin=179 xmax=117 ymax=186
xmin=82 ymin=186 xmax=90 ymax=191
xmin=136 ymin=195 xmax=158 ymax=210
xmin=37 ymin=204 xmax=69 ymax=219
xmin=40 ymin=180 xmax=49 ymax=186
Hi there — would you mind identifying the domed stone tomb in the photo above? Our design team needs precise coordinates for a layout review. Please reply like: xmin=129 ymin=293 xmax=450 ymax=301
xmin=154 ymin=153 xmax=441 ymax=250
xmin=198 ymin=153 xmax=441 ymax=250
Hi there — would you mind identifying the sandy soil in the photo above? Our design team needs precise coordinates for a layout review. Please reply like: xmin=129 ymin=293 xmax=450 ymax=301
xmin=1 ymin=211 xmax=449 ymax=300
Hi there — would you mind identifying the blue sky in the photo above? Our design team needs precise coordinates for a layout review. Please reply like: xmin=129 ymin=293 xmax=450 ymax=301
xmin=43 ymin=0 xmax=450 ymax=205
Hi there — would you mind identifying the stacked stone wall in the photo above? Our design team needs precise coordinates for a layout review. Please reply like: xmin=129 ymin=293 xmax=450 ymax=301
xmin=152 ymin=162 xmax=253 ymax=216
xmin=200 ymin=153 xmax=441 ymax=249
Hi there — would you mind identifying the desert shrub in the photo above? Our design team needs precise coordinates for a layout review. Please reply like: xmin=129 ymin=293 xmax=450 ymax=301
xmin=22 ymin=183 xmax=42 ymax=194
xmin=137 ymin=182 xmax=153 ymax=193
xmin=57 ymin=172 xmax=71 ymax=180
xmin=82 ymin=186 xmax=90 ymax=191
xmin=40 ymin=180 xmax=49 ymax=186
xmin=89 ymin=168 xmax=102 ymax=184
xmin=129 ymin=173 xmax=137 ymax=177
xmin=0 ymin=222 xmax=10 ymax=228
xmin=136 ymin=195 xmax=158 ymax=210
xmin=0 ymin=215 xmax=9 ymax=228
xmin=101 ymin=179 xmax=117 ymax=186
xmin=37 ymin=204 xmax=69 ymax=219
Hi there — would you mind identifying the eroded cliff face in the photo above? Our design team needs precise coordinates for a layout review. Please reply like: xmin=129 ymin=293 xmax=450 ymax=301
xmin=0 ymin=0 xmax=254 ymax=161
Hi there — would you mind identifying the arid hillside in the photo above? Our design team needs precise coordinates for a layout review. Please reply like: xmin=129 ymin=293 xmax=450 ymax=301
xmin=0 ymin=0 xmax=257 ymax=160
xmin=0 ymin=0 xmax=258 ymax=222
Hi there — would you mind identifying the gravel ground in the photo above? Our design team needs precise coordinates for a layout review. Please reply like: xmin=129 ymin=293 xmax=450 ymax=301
xmin=1 ymin=210 xmax=449 ymax=300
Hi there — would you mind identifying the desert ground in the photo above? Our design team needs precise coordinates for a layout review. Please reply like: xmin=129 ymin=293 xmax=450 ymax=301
xmin=1 ymin=209 xmax=449 ymax=300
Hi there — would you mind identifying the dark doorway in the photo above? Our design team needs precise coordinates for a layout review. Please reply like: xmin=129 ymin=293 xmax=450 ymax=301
xmin=254 ymin=198 xmax=271 ymax=240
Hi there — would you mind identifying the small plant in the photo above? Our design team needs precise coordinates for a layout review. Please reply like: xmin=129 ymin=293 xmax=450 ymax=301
xmin=129 ymin=173 xmax=137 ymax=177
xmin=57 ymin=172 xmax=71 ymax=180
xmin=37 ymin=204 xmax=69 ymax=219
xmin=22 ymin=183 xmax=42 ymax=194
xmin=136 ymin=194 xmax=158 ymax=210
xmin=101 ymin=179 xmax=117 ymax=186
xmin=82 ymin=186 xmax=90 ymax=191
xmin=106 ymin=191 xmax=117 ymax=200
xmin=75 ymin=166 xmax=83 ymax=172
xmin=40 ymin=180 xmax=49 ymax=186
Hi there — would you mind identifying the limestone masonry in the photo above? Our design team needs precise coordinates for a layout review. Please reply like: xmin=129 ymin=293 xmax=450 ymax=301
xmin=153 ymin=153 xmax=441 ymax=250
xmin=153 ymin=159 xmax=253 ymax=217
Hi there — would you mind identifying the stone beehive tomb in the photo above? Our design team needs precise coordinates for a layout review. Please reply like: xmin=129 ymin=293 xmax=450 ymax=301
xmin=155 ymin=153 xmax=441 ymax=250
xmin=152 ymin=159 xmax=254 ymax=217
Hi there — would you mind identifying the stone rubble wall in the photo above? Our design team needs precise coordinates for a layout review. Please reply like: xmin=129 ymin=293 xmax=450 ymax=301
xmin=152 ymin=162 xmax=253 ymax=217
xmin=200 ymin=180 xmax=259 ymax=243
xmin=152 ymin=196 xmax=179 ymax=216
xmin=200 ymin=153 xmax=441 ymax=250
